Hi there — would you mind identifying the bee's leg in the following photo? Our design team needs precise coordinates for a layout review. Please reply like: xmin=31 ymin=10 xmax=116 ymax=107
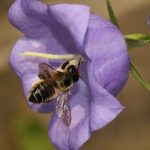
xmin=66 ymin=90 xmax=71 ymax=98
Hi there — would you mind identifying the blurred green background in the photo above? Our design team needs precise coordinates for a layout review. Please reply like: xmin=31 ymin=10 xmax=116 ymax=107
xmin=0 ymin=0 xmax=150 ymax=150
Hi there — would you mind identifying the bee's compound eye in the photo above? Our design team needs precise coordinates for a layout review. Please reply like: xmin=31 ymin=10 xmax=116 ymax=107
xmin=67 ymin=65 xmax=77 ymax=74
xmin=64 ymin=74 xmax=72 ymax=87
xmin=67 ymin=65 xmax=79 ymax=82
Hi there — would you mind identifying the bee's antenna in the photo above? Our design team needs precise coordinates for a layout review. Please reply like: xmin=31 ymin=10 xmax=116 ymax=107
xmin=77 ymin=56 xmax=85 ymax=68
xmin=77 ymin=58 xmax=81 ymax=69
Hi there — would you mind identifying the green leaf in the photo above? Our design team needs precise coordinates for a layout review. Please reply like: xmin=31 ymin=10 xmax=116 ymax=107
xmin=130 ymin=62 xmax=150 ymax=91
xmin=106 ymin=0 xmax=150 ymax=91
xmin=106 ymin=0 xmax=120 ymax=28
xmin=125 ymin=34 xmax=150 ymax=49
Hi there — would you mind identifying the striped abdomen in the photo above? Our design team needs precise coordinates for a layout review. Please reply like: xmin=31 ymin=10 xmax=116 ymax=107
xmin=28 ymin=80 xmax=55 ymax=103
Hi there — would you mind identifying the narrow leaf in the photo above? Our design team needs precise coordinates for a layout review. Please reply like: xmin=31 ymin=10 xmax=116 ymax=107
xmin=125 ymin=34 xmax=150 ymax=49
xmin=106 ymin=0 xmax=120 ymax=28
xmin=106 ymin=0 xmax=150 ymax=91
xmin=130 ymin=62 xmax=150 ymax=90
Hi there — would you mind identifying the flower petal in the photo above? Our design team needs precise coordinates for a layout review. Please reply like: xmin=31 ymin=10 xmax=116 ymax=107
xmin=9 ymin=1 xmax=90 ymax=49
xmin=10 ymin=37 xmax=57 ymax=113
xmin=47 ymin=4 xmax=90 ymax=48
xmin=10 ymin=2 xmax=89 ymax=112
xmin=88 ymin=63 xmax=124 ymax=132
xmin=8 ymin=0 xmax=50 ymax=38
xmin=84 ymin=15 xmax=129 ymax=95
xmin=48 ymin=80 xmax=90 ymax=150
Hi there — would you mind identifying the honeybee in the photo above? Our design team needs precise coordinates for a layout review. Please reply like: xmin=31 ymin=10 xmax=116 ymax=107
xmin=28 ymin=58 xmax=82 ymax=126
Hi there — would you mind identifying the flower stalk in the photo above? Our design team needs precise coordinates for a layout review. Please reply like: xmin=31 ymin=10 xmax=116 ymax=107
xmin=107 ymin=0 xmax=150 ymax=91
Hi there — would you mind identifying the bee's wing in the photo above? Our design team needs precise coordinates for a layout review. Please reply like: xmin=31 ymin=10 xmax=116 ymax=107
xmin=38 ymin=63 xmax=60 ymax=80
xmin=62 ymin=100 xmax=71 ymax=126
xmin=56 ymin=92 xmax=71 ymax=126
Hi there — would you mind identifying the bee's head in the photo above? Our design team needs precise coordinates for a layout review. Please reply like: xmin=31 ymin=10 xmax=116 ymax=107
xmin=67 ymin=65 xmax=78 ymax=73
xmin=60 ymin=56 xmax=83 ymax=82
xmin=67 ymin=65 xmax=79 ymax=82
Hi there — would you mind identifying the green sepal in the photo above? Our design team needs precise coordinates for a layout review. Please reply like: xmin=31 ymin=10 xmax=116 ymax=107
xmin=125 ymin=34 xmax=150 ymax=49
xmin=106 ymin=0 xmax=150 ymax=91
xmin=106 ymin=0 xmax=120 ymax=28
xmin=130 ymin=62 xmax=150 ymax=91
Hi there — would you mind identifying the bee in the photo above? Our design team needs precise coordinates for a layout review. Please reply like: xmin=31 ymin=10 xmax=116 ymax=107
xmin=28 ymin=58 xmax=82 ymax=126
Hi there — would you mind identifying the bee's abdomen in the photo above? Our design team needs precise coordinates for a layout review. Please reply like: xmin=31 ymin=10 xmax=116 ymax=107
xmin=28 ymin=81 xmax=55 ymax=103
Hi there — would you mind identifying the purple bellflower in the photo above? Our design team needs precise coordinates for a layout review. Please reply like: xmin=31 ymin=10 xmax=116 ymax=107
xmin=9 ymin=0 xmax=130 ymax=149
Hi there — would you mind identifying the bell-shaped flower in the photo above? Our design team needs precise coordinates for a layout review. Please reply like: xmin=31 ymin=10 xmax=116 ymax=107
xmin=8 ymin=0 xmax=130 ymax=149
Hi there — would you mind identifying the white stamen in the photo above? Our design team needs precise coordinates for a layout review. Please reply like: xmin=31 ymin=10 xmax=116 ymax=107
xmin=21 ymin=52 xmax=84 ymax=66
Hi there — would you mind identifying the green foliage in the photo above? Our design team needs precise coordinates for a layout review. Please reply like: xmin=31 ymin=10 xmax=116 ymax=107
xmin=125 ymin=34 xmax=150 ymax=49
xmin=106 ymin=0 xmax=120 ymax=29
xmin=106 ymin=0 xmax=150 ymax=91
xmin=130 ymin=62 xmax=150 ymax=90
xmin=15 ymin=118 xmax=55 ymax=150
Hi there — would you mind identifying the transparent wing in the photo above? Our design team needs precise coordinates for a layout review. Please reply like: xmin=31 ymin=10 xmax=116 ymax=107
xmin=38 ymin=63 xmax=59 ymax=80
xmin=62 ymin=100 xmax=71 ymax=126
xmin=56 ymin=91 xmax=71 ymax=126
